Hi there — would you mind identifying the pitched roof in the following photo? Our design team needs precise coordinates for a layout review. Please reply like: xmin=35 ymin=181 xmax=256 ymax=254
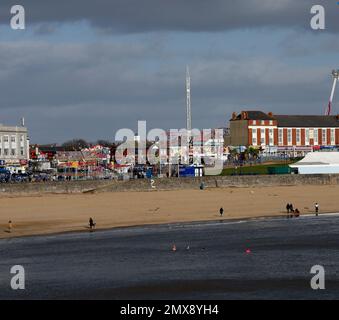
xmin=231 ymin=111 xmax=339 ymax=127
xmin=232 ymin=111 xmax=274 ymax=121
xmin=274 ymin=115 xmax=339 ymax=128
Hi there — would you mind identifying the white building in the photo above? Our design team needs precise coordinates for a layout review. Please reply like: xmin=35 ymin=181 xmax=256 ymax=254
xmin=290 ymin=152 xmax=339 ymax=174
xmin=0 ymin=124 xmax=29 ymax=166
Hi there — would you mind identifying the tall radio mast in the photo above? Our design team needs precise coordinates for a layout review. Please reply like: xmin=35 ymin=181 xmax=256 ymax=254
xmin=186 ymin=66 xmax=192 ymax=131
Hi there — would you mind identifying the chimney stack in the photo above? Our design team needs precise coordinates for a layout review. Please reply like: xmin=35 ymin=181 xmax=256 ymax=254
xmin=241 ymin=111 xmax=248 ymax=120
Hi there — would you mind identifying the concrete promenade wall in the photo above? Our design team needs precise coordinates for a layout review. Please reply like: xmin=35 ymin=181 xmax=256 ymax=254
xmin=1 ymin=174 xmax=339 ymax=195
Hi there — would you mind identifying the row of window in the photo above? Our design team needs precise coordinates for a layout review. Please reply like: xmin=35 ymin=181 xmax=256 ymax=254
xmin=0 ymin=147 xmax=25 ymax=156
xmin=252 ymin=120 xmax=274 ymax=126
xmin=252 ymin=128 xmax=336 ymax=146
xmin=252 ymin=128 xmax=274 ymax=146
xmin=278 ymin=128 xmax=336 ymax=146
xmin=0 ymin=135 xmax=25 ymax=144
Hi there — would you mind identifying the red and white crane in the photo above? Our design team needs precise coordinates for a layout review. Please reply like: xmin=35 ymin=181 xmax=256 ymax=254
xmin=325 ymin=69 xmax=339 ymax=116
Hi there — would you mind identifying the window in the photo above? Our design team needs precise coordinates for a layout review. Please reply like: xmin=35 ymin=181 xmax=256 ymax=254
xmin=20 ymin=147 xmax=24 ymax=156
xmin=305 ymin=129 xmax=310 ymax=145
xmin=296 ymin=129 xmax=301 ymax=145
xmin=11 ymin=149 xmax=16 ymax=156
xmin=4 ymin=148 xmax=8 ymax=156
xmin=252 ymin=120 xmax=257 ymax=125
xmin=252 ymin=129 xmax=257 ymax=145
xmin=309 ymin=129 xmax=314 ymax=139
xmin=261 ymin=120 xmax=265 ymax=125
xmin=269 ymin=120 xmax=273 ymax=125
xmin=20 ymin=135 xmax=24 ymax=142
xmin=269 ymin=129 xmax=274 ymax=146
xmin=11 ymin=136 xmax=16 ymax=143
xmin=3 ymin=136 xmax=8 ymax=143
xmin=287 ymin=129 xmax=292 ymax=145
xmin=314 ymin=129 xmax=318 ymax=144
xmin=278 ymin=129 xmax=283 ymax=145
xmin=331 ymin=129 xmax=335 ymax=145
xmin=260 ymin=129 xmax=265 ymax=145
xmin=322 ymin=129 xmax=327 ymax=145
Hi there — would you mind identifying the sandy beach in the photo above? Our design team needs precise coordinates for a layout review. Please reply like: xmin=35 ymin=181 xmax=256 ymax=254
xmin=1 ymin=185 xmax=338 ymax=239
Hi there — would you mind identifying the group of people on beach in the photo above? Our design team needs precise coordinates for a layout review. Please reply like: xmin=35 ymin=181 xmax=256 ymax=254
xmin=286 ymin=202 xmax=320 ymax=218
xmin=286 ymin=203 xmax=300 ymax=218
xmin=219 ymin=202 xmax=321 ymax=220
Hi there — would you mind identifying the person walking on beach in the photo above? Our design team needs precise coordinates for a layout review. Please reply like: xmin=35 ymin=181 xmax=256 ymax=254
xmin=286 ymin=203 xmax=294 ymax=218
xmin=286 ymin=203 xmax=292 ymax=218
xmin=8 ymin=220 xmax=12 ymax=233
xmin=315 ymin=203 xmax=319 ymax=216
xmin=219 ymin=207 xmax=224 ymax=217
xmin=89 ymin=217 xmax=96 ymax=230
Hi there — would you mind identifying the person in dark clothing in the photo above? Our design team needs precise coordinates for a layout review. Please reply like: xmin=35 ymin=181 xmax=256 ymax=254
xmin=89 ymin=217 xmax=96 ymax=230
xmin=286 ymin=203 xmax=290 ymax=214
xmin=315 ymin=203 xmax=319 ymax=216
xmin=219 ymin=207 xmax=224 ymax=217
xmin=286 ymin=203 xmax=293 ymax=218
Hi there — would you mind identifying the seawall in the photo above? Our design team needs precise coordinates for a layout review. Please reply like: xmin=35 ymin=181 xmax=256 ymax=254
xmin=1 ymin=174 xmax=339 ymax=196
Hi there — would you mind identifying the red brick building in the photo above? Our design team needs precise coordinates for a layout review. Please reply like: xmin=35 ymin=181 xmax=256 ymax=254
xmin=229 ymin=111 xmax=339 ymax=154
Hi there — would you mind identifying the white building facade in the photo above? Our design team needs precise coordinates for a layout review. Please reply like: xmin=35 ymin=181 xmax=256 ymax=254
xmin=0 ymin=124 xmax=29 ymax=165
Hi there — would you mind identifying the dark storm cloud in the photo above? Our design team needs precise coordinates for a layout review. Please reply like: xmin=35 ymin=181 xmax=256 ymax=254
xmin=1 ymin=0 xmax=338 ymax=143
xmin=0 ymin=41 xmax=328 ymax=110
xmin=0 ymin=40 xmax=332 ymax=143
xmin=0 ymin=0 xmax=338 ymax=32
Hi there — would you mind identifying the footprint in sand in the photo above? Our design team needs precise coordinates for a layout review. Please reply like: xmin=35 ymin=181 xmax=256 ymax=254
xmin=148 ymin=207 xmax=160 ymax=213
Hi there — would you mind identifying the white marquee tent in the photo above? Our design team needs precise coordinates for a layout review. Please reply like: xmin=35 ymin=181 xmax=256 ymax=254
xmin=290 ymin=152 xmax=339 ymax=174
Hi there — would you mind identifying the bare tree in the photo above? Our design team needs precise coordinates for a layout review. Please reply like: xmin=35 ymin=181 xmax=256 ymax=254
xmin=62 ymin=139 xmax=90 ymax=150
xmin=96 ymin=140 xmax=113 ymax=148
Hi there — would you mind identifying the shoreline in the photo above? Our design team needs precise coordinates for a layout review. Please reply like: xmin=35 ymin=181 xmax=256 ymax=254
xmin=0 ymin=214 xmax=286 ymax=241
xmin=2 ymin=211 xmax=339 ymax=241
xmin=1 ymin=185 xmax=338 ymax=240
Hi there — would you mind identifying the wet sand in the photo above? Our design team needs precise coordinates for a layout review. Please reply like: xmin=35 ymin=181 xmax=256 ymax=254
xmin=0 ymin=185 xmax=338 ymax=238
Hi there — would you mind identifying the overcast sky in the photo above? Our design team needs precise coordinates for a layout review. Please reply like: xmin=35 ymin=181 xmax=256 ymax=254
xmin=0 ymin=0 xmax=339 ymax=143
